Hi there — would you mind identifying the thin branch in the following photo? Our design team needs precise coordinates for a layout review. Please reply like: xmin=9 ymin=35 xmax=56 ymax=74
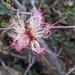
xmin=1 ymin=0 xmax=12 ymax=9
xmin=52 ymin=26 xmax=75 ymax=29
xmin=1 ymin=25 xmax=75 ymax=31
xmin=39 ymin=0 xmax=44 ymax=9
xmin=22 ymin=0 xmax=26 ymax=6
xmin=24 ymin=57 xmax=36 ymax=75
xmin=66 ymin=66 xmax=75 ymax=75
xmin=0 ymin=28 xmax=12 ymax=30
xmin=42 ymin=56 xmax=56 ymax=70
xmin=50 ymin=0 xmax=60 ymax=8
xmin=46 ymin=51 xmax=64 ymax=75
xmin=9 ymin=53 xmax=27 ymax=60
xmin=57 ymin=44 xmax=63 ymax=55
xmin=52 ymin=17 xmax=67 ymax=26
xmin=11 ymin=0 xmax=26 ymax=11
xmin=28 ymin=52 xmax=32 ymax=64
xmin=40 ymin=38 xmax=64 ymax=75
xmin=30 ymin=0 xmax=36 ymax=8
xmin=0 ymin=59 xmax=14 ymax=75
xmin=0 ymin=49 xmax=27 ymax=60
xmin=45 ymin=50 xmax=63 ymax=58
xmin=51 ymin=43 xmax=57 ymax=53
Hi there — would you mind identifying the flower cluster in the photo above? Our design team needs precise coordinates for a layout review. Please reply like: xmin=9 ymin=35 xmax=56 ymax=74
xmin=5 ymin=7 xmax=52 ymax=54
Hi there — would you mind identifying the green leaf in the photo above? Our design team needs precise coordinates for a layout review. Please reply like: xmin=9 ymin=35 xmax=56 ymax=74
xmin=67 ymin=42 xmax=75 ymax=52
xmin=6 ymin=7 xmax=11 ymax=16
xmin=73 ymin=71 xmax=75 ymax=74
xmin=13 ymin=58 xmax=18 ymax=64
xmin=1 ymin=23 xmax=8 ymax=27
xmin=13 ymin=65 xmax=25 ymax=73
xmin=0 ymin=8 xmax=6 ymax=15
xmin=51 ymin=37 xmax=58 ymax=45
xmin=51 ymin=34 xmax=66 ymax=45
xmin=42 ymin=3 xmax=48 ymax=9
xmin=0 ymin=2 xmax=3 ymax=8
xmin=67 ymin=7 xmax=74 ymax=14
xmin=54 ymin=34 xmax=66 ymax=42
xmin=0 ymin=1 xmax=10 ymax=16
xmin=6 ymin=0 xmax=10 ymax=4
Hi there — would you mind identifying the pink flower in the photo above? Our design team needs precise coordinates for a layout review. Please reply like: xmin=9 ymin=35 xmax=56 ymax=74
xmin=9 ymin=9 xmax=30 ymax=51
xmin=3 ymin=8 xmax=52 ymax=54
xmin=29 ymin=7 xmax=52 ymax=39
xmin=30 ymin=40 xmax=45 ymax=54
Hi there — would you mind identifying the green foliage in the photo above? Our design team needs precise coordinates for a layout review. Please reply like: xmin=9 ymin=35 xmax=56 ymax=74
xmin=30 ymin=70 xmax=38 ymax=75
xmin=13 ymin=65 xmax=25 ymax=73
xmin=67 ymin=7 xmax=74 ymax=14
xmin=1 ymin=23 xmax=8 ymax=27
xmin=41 ymin=2 xmax=48 ymax=9
xmin=66 ymin=42 xmax=75 ymax=52
xmin=64 ymin=41 xmax=75 ymax=60
xmin=51 ymin=34 xmax=75 ymax=60
xmin=7 ymin=58 xmax=25 ymax=73
xmin=37 ymin=0 xmax=49 ymax=9
xmin=63 ymin=6 xmax=75 ymax=24
xmin=73 ymin=71 xmax=75 ymax=75
xmin=6 ymin=0 xmax=10 ymax=4
xmin=51 ymin=34 xmax=66 ymax=45
xmin=0 ymin=1 xmax=10 ymax=16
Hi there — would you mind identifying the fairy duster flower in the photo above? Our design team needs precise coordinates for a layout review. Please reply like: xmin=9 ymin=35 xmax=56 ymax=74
xmin=3 ymin=7 xmax=52 ymax=54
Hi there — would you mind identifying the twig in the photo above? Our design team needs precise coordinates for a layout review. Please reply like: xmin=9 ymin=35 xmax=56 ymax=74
xmin=0 ymin=59 xmax=14 ymax=75
xmin=9 ymin=53 xmax=27 ymax=60
xmin=30 ymin=0 xmax=36 ymax=8
xmin=28 ymin=52 xmax=32 ymax=64
xmin=39 ymin=0 xmax=44 ymax=9
xmin=51 ymin=43 xmax=57 ymax=53
xmin=42 ymin=56 xmax=56 ymax=70
xmin=1 ymin=0 xmax=12 ymax=9
xmin=24 ymin=57 xmax=36 ymax=75
xmin=1 ymin=25 xmax=75 ymax=31
xmin=46 ymin=51 xmax=64 ymax=75
xmin=0 ymin=28 xmax=12 ymax=30
xmin=57 ymin=44 xmax=63 ymax=55
xmin=50 ymin=0 xmax=60 ymax=8
xmin=22 ymin=0 xmax=26 ymax=6
xmin=0 ymin=49 xmax=27 ymax=60
xmin=52 ymin=26 xmax=75 ymax=29
xmin=11 ymin=0 xmax=26 ymax=11
xmin=40 ymin=39 xmax=64 ymax=75
xmin=66 ymin=66 xmax=75 ymax=75
xmin=52 ymin=17 xmax=67 ymax=26
xmin=45 ymin=50 xmax=63 ymax=58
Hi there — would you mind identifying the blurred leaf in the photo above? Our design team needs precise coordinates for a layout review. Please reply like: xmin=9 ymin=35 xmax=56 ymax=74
xmin=6 ymin=0 xmax=10 ymax=4
xmin=0 ymin=8 xmax=6 ymax=15
xmin=66 ymin=42 xmax=75 ymax=52
xmin=42 ymin=3 xmax=48 ymax=9
xmin=37 ymin=0 xmax=48 ymax=9
xmin=51 ymin=34 xmax=66 ymax=45
xmin=67 ymin=7 xmax=74 ymax=14
xmin=6 ymin=8 xmax=11 ymax=16
xmin=64 ymin=6 xmax=75 ymax=24
xmin=13 ymin=65 xmax=25 ymax=73
xmin=0 ymin=1 xmax=3 ymax=8
xmin=54 ymin=34 xmax=66 ymax=42
xmin=51 ymin=37 xmax=58 ymax=45
xmin=1 ymin=23 xmax=8 ymax=27
xmin=30 ymin=69 xmax=38 ymax=75
xmin=13 ymin=58 xmax=18 ymax=64
xmin=0 ymin=1 xmax=10 ymax=15
xmin=73 ymin=70 xmax=75 ymax=74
